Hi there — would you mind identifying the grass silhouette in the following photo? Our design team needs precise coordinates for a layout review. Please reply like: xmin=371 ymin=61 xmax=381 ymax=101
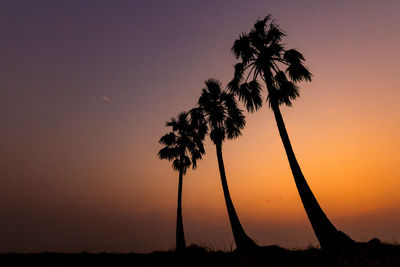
xmin=3 ymin=242 xmax=400 ymax=266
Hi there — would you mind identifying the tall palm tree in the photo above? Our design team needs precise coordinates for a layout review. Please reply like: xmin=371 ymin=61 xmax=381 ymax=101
xmin=228 ymin=15 xmax=355 ymax=250
xmin=196 ymin=79 xmax=258 ymax=250
xmin=158 ymin=112 xmax=206 ymax=251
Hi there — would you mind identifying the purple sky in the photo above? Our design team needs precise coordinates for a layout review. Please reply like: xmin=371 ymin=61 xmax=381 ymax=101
xmin=1 ymin=0 xmax=400 ymax=252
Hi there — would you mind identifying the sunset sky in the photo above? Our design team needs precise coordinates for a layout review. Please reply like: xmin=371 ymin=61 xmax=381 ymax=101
xmin=1 ymin=0 xmax=400 ymax=253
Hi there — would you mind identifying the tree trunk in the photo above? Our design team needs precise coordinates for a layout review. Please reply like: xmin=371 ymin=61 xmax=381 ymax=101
xmin=215 ymin=142 xmax=257 ymax=250
xmin=264 ymin=73 xmax=354 ymax=250
xmin=176 ymin=157 xmax=186 ymax=251
xmin=270 ymin=99 xmax=354 ymax=249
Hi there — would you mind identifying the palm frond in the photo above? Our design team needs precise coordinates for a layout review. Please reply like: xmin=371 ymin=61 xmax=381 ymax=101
xmin=238 ymin=80 xmax=263 ymax=113
xmin=283 ymin=49 xmax=305 ymax=63
xmin=225 ymin=117 xmax=241 ymax=139
xmin=173 ymin=158 xmax=181 ymax=172
xmin=172 ymin=156 xmax=191 ymax=174
xmin=248 ymin=80 xmax=263 ymax=111
xmin=166 ymin=117 xmax=177 ymax=129
xmin=283 ymin=49 xmax=312 ymax=82
xmin=266 ymin=23 xmax=286 ymax=43
xmin=233 ymin=63 xmax=245 ymax=82
xmin=196 ymin=141 xmax=205 ymax=155
xmin=227 ymin=78 xmax=240 ymax=95
xmin=278 ymin=81 xmax=299 ymax=106
xmin=274 ymin=71 xmax=288 ymax=84
xmin=248 ymin=29 xmax=264 ymax=51
xmin=222 ymin=92 xmax=246 ymax=131
xmin=231 ymin=34 xmax=255 ymax=64
xmin=268 ymin=42 xmax=284 ymax=58
xmin=190 ymin=148 xmax=203 ymax=169
xmin=253 ymin=16 xmax=269 ymax=36
xmin=189 ymin=107 xmax=208 ymax=140
xmin=286 ymin=62 xmax=312 ymax=82
xmin=182 ymin=155 xmax=191 ymax=170
xmin=221 ymin=92 xmax=238 ymax=110
xmin=176 ymin=112 xmax=189 ymax=130
xmin=158 ymin=146 xmax=179 ymax=160
xmin=204 ymin=79 xmax=222 ymax=95
xmin=159 ymin=132 xmax=176 ymax=146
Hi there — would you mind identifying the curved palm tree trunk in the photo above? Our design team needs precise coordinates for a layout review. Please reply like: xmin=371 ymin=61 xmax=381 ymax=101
xmin=270 ymin=99 xmax=354 ymax=249
xmin=215 ymin=143 xmax=258 ymax=250
xmin=263 ymin=71 xmax=354 ymax=250
xmin=176 ymin=160 xmax=186 ymax=251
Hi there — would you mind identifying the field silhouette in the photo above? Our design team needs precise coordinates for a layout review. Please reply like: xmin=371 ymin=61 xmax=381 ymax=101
xmin=3 ymin=242 xmax=400 ymax=266
xmin=2 ymin=3 xmax=399 ymax=265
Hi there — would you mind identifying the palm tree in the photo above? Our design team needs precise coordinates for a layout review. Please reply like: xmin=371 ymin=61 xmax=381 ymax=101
xmin=228 ymin=15 xmax=355 ymax=250
xmin=158 ymin=112 xmax=206 ymax=251
xmin=196 ymin=79 xmax=258 ymax=250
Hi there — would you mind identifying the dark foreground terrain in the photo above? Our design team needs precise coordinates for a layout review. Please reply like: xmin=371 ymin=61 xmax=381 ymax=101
xmin=2 ymin=243 xmax=400 ymax=267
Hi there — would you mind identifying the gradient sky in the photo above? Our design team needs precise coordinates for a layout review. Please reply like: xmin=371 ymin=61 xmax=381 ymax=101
xmin=1 ymin=0 xmax=400 ymax=253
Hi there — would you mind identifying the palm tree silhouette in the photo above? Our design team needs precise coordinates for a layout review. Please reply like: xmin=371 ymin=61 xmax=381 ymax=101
xmin=195 ymin=79 xmax=258 ymax=250
xmin=228 ymin=15 xmax=355 ymax=250
xmin=158 ymin=112 xmax=206 ymax=251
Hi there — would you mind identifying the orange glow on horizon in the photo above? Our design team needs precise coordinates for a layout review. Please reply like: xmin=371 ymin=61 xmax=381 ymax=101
xmin=2 ymin=0 xmax=400 ymax=253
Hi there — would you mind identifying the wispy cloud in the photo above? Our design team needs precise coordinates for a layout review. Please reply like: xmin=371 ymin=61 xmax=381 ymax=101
xmin=89 ymin=95 xmax=112 ymax=104
xmin=101 ymin=96 xmax=111 ymax=103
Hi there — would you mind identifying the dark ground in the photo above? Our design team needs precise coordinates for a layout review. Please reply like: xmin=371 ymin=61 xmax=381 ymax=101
xmin=2 ymin=243 xmax=400 ymax=266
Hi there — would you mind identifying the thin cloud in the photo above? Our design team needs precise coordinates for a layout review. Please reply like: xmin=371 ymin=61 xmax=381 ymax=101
xmin=101 ymin=96 xmax=111 ymax=103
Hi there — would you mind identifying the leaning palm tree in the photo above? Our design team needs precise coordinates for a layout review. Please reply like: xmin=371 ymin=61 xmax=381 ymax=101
xmin=228 ymin=15 xmax=355 ymax=250
xmin=158 ymin=112 xmax=206 ymax=251
xmin=195 ymin=79 xmax=258 ymax=250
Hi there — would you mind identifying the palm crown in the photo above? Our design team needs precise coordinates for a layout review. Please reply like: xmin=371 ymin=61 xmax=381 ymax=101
xmin=197 ymin=79 xmax=245 ymax=145
xmin=158 ymin=112 xmax=206 ymax=174
xmin=228 ymin=15 xmax=312 ymax=110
